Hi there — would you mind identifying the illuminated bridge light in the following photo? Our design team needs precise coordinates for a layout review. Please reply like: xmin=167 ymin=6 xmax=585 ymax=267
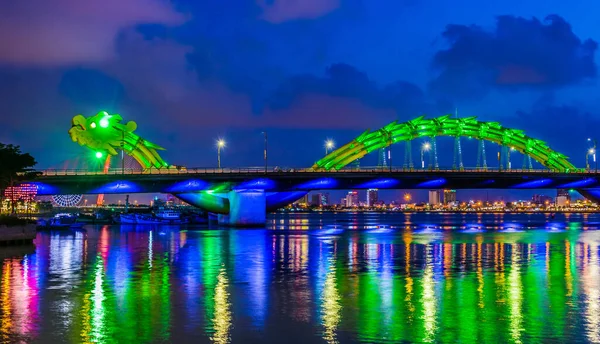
xmin=296 ymin=178 xmax=338 ymax=190
xmin=165 ymin=180 xmax=210 ymax=193
xmin=513 ymin=179 xmax=553 ymax=189
xmin=91 ymin=181 xmax=143 ymax=194
xmin=418 ymin=179 xmax=447 ymax=188
xmin=234 ymin=178 xmax=276 ymax=190
xmin=356 ymin=179 xmax=400 ymax=189
xmin=558 ymin=178 xmax=597 ymax=188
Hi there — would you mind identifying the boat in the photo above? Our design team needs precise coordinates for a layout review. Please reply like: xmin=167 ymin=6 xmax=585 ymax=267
xmin=135 ymin=212 xmax=189 ymax=225
xmin=38 ymin=213 xmax=84 ymax=229
xmin=116 ymin=214 xmax=137 ymax=224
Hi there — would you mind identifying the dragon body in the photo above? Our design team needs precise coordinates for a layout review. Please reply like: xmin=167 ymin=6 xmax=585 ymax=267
xmin=69 ymin=111 xmax=170 ymax=169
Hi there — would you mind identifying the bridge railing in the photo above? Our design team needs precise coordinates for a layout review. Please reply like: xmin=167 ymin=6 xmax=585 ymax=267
xmin=30 ymin=166 xmax=594 ymax=176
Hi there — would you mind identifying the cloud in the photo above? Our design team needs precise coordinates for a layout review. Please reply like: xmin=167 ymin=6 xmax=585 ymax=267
xmin=267 ymin=63 xmax=451 ymax=117
xmin=256 ymin=0 xmax=340 ymax=23
xmin=0 ymin=0 xmax=185 ymax=66
xmin=430 ymin=15 xmax=598 ymax=100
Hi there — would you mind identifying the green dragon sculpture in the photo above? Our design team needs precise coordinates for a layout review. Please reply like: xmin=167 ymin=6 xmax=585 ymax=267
xmin=313 ymin=114 xmax=578 ymax=173
xmin=69 ymin=111 xmax=170 ymax=169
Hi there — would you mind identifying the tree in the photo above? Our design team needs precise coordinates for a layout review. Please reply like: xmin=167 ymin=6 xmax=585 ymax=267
xmin=0 ymin=143 xmax=37 ymax=214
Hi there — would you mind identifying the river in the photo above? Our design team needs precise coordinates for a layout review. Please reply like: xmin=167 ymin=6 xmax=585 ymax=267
xmin=1 ymin=212 xmax=599 ymax=343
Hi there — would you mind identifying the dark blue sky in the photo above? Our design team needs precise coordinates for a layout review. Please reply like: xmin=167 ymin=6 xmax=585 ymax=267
xmin=1 ymin=0 xmax=599 ymax=202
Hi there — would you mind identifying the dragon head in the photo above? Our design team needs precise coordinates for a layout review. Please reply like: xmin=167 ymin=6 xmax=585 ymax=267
xmin=69 ymin=111 xmax=137 ymax=157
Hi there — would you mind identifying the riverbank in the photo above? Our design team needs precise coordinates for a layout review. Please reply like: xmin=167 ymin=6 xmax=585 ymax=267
xmin=0 ymin=216 xmax=37 ymax=245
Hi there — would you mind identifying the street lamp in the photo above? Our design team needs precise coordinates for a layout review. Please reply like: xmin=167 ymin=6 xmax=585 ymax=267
xmin=217 ymin=139 xmax=225 ymax=168
xmin=421 ymin=142 xmax=431 ymax=169
xmin=325 ymin=140 xmax=335 ymax=155
xmin=262 ymin=131 xmax=268 ymax=173
xmin=588 ymin=138 xmax=597 ymax=172
xmin=508 ymin=147 xmax=515 ymax=170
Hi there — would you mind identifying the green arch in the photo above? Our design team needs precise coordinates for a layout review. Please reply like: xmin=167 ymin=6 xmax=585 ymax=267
xmin=311 ymin=115 xmax=577 ymax=172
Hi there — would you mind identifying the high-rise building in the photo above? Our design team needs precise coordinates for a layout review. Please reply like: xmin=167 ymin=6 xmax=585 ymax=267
xmin=320 ymin=192 xmax=330 ymax=206
xmin=428 ymin=190 xmax=441 ymax=205
xmin=346 ymin=191 xmax=359 ymax=207
xmin=532 ymin=194 xmax=552 ymax=205
xmin=443 ymin=189 xmax=457 ymax=205
xmin=311 ymin=193 xmax=322 ymax=206
xmin=367 ymin=189 xmax=379 ymax=206
xmin=293 ymin=194 xmax=309 ymax=206
xmin=556 ymin=189 xmax=571 ymax=207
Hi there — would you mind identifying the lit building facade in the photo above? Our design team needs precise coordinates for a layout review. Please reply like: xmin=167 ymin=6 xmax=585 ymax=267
xmin=428 ymin=190 xmax=441 ymax=205
xmin=3 ymin=184 xmax=37 ymax=202
xmin=346 ymin=191 xmax=359 ymax=207
xmin=443 ymin=189 xmax=456 ymax=205
xmin=367 ymin=189 xmax=379 ymax=207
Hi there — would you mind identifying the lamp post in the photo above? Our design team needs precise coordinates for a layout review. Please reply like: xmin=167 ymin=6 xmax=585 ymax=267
xmin=588 ymin=138 xmax=597 ymax=172
xmin=508 ymin=147 xmax=515 ymax=170
xmin=420 ymin=142 xmax=431 ymax=169
xmin=325 ymin=140 xmax=335 ymax=155
xmin=262 ymin=131 xmax=268 ymax=173
xmin=217 ymin=139 xmax=225 ymax=169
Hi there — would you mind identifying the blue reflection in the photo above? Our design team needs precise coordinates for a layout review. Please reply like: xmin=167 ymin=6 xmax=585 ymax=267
xmin=418 ymin=178 xmax=446 ymax=188
xmin=501 ymin=222 xmax=524 ymax=232
xmin=296 ymin=178 xmax=338 ymax=190
xmin=165 ymin=179 xmax=209 ymax=193
xmin=513 ymin=178 xmax=553 ymax=189
xmin=461 ymin=224 xmax=485 ymax=233
xmin=356 ymin=178 xmax=400 ymax=189
xmin=546 ymin=222 xmax=566 ymax=232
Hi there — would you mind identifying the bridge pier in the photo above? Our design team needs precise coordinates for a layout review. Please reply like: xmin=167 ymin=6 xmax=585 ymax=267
xmin=218 ymin=189 xmax=266 ymax=227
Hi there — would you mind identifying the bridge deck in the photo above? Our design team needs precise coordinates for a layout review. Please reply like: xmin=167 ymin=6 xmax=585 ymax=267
xmin=22 ymin=168 xmax=600 ymax=195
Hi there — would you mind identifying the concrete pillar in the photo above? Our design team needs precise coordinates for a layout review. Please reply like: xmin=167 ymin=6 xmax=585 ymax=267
xmin=218 ymin=190 xmax=266 ymax=227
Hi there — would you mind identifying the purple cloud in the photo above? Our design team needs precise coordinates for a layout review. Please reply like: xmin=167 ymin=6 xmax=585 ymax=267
xmin=256 ymin=0 xmax=339 ymax=23
xmin=430 ymin=15 xmax=598 ymax=100
xmin=0 ymin=0 xmax=185 ymax=66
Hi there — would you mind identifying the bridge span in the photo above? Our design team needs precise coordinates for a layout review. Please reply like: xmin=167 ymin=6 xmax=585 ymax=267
xmin=28 ymin=167 xmax=600 ymax=195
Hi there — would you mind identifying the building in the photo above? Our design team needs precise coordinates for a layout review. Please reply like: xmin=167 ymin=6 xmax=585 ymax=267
xmin=556 ymin=189 xmax=571 ymax=207
xmin=310 ymin=193 xmax=322 ymax=207
xmin=3 ymin=183 xmax=37 ymax=202
xmin=428 ymin=190 xmax=441 ymax=205
xmin=293 ymin=194 xmax=309 ymax=206
xmin=443 ymin=189 xmax=457 ymax=205
xmin=532 ymin=194 xmax=552 ymax=205
xmin=367 ymin=189 xmax=379 ymax=207
xmin=320 ymin=193 xmax=330 ymax=206
xmin=346 ymin=191 xmax=359 ymax=207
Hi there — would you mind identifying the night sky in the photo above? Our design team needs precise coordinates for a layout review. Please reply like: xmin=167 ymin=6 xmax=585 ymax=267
xmin=2 ymin=0 xmax=599 ymax=202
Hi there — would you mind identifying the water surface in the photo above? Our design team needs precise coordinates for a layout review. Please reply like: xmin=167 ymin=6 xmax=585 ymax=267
xmin=1 ymin=212 xmax=600 ymax=343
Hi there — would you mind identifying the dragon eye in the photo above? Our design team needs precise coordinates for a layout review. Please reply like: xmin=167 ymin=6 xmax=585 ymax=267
xmin=90 ymin=122 xmax=96 ymax=129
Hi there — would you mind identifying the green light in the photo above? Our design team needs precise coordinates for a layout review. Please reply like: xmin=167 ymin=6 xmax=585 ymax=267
xmin=90 ymin=122 xmax=96 ymax=129
xmin=99 ymin=117 xmax=110 ymax=128
xmin=95 ymin=152 xmax=103 ymax=159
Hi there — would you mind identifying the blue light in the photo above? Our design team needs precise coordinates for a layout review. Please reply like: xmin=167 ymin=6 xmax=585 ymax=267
xmin=165 ymin=179 xmax=209 ymax=193
xmin=296 ymin=178 xmax=338 ymax=190
xmin=30 ymin=182 xmax=59 ymax=195
xmin=91 ymin=181 xmax=143 ymax=194
xmin=417 ymin=178 xmax=446 ymax=188
xmin=559 ymin=178 xmax=597 ymax=188
xmin=356 ymin=178 xmax=399 ymax=189
xmin=513 ymin=178 xmax=553 ymax=189
xmin=234 ymin=178 xmax=276 ymax=190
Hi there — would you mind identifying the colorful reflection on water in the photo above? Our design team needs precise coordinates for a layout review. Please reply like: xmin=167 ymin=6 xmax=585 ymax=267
xmin=0 ymin=213 xmax=600 ymax=343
